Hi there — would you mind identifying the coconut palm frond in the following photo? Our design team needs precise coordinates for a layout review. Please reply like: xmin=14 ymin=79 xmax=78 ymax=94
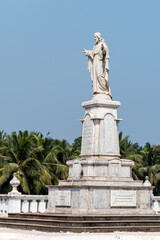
xmin=0 ymin=163 xmax=19 ymax=187
xmin=16 ymin=169 xmax=30 ymax=194
xmin=138 ymin=167 xmax=149 ymax=178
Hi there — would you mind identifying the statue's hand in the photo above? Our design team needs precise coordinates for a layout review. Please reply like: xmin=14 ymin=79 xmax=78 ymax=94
xmin=82 ymin=48 xmax=87 ymax=53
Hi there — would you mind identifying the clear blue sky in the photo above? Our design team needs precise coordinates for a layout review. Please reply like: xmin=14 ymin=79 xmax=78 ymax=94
xmin=0 ymin=0 xmax=159 ymax=146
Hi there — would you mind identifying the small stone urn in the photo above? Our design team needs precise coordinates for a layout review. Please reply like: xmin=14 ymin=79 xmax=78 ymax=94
xmin=8 ymin=172 xmax=21 ymax=196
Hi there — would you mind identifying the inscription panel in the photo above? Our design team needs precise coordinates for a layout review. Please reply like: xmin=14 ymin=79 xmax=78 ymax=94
xmin=101 ymin=114 xmax=115 ymax=154
xmin=81 ymin=115 xmax=93 ymax=155
xmin=111 ymin=190 xmax=136 ymax=207
xmin=55 ymin=191 xmax=71 ymax=206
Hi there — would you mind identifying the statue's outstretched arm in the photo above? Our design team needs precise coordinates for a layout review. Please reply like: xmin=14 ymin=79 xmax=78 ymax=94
xmin=82 ymin=48 xmax=93 ymax=59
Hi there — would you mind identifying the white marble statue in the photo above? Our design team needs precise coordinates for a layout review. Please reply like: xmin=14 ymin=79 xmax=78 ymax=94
xmin=83 ymin=32 xmax=112 ymax=98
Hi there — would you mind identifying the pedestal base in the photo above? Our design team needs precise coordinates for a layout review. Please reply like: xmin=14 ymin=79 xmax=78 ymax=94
xmin=47 ymin=96 xmax=155 ymax=215
xmin=47 ymin=181 xmax=155 ymax=215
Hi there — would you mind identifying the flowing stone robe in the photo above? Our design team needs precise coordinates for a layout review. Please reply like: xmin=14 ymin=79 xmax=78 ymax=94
xmin=85 ymin=39 xmax=111 ymax=97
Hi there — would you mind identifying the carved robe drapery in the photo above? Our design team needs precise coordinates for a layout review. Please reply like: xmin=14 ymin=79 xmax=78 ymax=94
xmin=86 ymin=39 xmax=111 ymax=97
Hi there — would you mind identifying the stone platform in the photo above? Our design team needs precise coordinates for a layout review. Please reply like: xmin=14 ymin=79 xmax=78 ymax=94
xmin=47 ymin=160 xmax=154 ymax=215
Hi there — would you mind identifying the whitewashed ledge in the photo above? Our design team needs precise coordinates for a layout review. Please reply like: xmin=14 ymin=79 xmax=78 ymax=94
xmin=0 ymin=194 xmax=48 ymax=214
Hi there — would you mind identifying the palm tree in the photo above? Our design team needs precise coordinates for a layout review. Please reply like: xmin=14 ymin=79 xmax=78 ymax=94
xmin=119 ymin=132 xmax=139 ymax=159
xmin=70 ymin=136 xmax=82 ymax=159
xmin=31 ymin=133 xmax=69 ymax=185
xmin=0 ymin=131 xmax=68 ymax=194
xmin=131 ymin=142 xmax=160 ymax=195
xmin=53 ymin=139 xmax=73 ymax=164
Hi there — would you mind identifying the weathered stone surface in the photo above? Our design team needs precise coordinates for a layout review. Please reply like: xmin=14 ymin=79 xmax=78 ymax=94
xmin=81 ymin=114 xmax=93 ymax=156
xmin=55 ymin=191 xmax=71 ymax=207
xmin=72 ymin=159 xmax=82 ymax=180
xmin=67 ymin=158 xmax=133 ymax=180
xmin=47 ymin=183 xmax=154 ymax=215
xmin=81 ymin=99 xmax=121 ymax=159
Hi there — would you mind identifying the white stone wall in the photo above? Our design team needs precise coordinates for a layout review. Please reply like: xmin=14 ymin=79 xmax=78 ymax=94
xmin=47 ymin=185 xmax=155 ymax=215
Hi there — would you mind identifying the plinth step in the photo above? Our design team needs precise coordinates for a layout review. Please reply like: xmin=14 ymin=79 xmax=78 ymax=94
xmin=1 ymin=221 xmax=160 ymax=232
xmin=9 ymin=213 xmax=160 ymax=221
xmin=0 ymin=213 xmax=160 ymax=233
xmin=1 ymin=216 xmax=160 ymax=227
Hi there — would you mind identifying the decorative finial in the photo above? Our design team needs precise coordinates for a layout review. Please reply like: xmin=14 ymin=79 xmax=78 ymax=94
xmin=8 ymin=172 xmax=21 ymax=196
xmin=143 ymin=176 xmax=152 ymax=187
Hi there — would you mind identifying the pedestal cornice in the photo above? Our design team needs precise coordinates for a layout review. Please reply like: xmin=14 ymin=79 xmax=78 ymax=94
xmin=82 ymin=99 xmax=121 ymax=109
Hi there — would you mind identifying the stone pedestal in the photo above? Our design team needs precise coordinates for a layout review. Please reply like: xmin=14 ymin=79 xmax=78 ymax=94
xmin=47 ymin=96 xmax=155 ymax=215
xmin=81 ymin=98 xmax=121 ymax=159
xmin=47 ymin=185 xmax=154 ymax=215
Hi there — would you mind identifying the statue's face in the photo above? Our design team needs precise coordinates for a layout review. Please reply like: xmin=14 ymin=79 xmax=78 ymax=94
xmin=94 ymin=35 xmax=99 ymax=44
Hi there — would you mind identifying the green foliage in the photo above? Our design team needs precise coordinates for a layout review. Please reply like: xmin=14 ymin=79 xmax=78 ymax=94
xmin=119 ymin=132 xmax=140 ymax=159
xmin=119 ymin=132 xmax=160 ymax=195
xmin=0 ymin=131 xmax=73 ymax=195
xmin=70 ymin=136 xmax=82 ymax=159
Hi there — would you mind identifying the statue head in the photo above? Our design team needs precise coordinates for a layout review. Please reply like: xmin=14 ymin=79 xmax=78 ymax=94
xmin=94 ymin=32 xmax=101 ymax=43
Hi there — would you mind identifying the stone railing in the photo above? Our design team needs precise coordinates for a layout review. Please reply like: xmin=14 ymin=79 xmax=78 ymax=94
xmin=21 ymin=195 xmax=47 ymax=213
xmin=0 ymin=194 xmax=8 ymax=213
xmin=0 ymin=173 xmax=48 ymax=214
xmin=0 ymin=194 xmax=48 ymax=214
xmin=152 ymin=196 xmax=160 ymax=213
